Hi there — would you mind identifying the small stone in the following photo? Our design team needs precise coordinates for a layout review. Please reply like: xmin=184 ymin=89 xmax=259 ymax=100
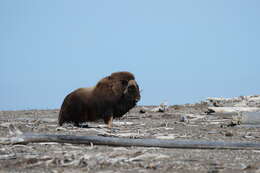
xmin=225 ymin=131 xmax=233 ymax=137
xmin=139 ymin=109 xmax=146 ymax=114
xmin=180 ymin=115 xmax=188 ymax=122
xmin=158 ymin=107 xmax=165 ymax=112
xmin=145 ymin=163 xmax=158 ymax=169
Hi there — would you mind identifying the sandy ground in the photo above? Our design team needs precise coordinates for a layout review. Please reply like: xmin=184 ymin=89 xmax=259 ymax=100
xmin=1 ymin=102 xmax=260 ymax=173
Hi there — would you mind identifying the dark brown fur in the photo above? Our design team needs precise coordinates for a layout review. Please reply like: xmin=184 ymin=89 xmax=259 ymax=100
xmin=58 ymin=71 xmax=140 ymax=127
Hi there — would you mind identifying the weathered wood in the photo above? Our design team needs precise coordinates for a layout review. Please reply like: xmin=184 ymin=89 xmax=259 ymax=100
xmin=0 ymin=117 xmax=57 ymax=123
xmin=207 ymin=97 xmax=242 ymax=102
xmin=207 ymin=95 xmax=260 ymax=107
xmin=2 ymin=133 xmax=260 ymax=150
xmin=233 ymin=112 xmax=260 ymax=125
xmin=208 ymin=107 xmax=260 ymax=114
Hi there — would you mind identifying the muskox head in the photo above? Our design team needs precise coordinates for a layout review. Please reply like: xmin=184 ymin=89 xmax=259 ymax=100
xmin=109 ymin=72 xmax=141 ymax=103
xmin=122 ymin=79 xmax=140 ymax=102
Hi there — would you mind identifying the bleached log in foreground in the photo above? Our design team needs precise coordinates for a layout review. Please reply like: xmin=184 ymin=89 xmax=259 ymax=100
xmin=208 ymin=107 xmax=260 ymax=114
xmin=1 ymin=133 xmax=260 ymax=150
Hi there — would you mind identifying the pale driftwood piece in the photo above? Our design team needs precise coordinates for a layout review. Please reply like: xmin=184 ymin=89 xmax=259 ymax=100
xmin=128 ymin=153 xmax=170 ymax=161
xmin=207 ymin=95 xmax=260 ymax=102
xmin=2 ymin=133 xmax=260 ymax=150
xmin=233 ymin=112 xmax=260 ymax=125
xmin=207 ymin=97 xmax=242 ymax=102
xmin=207 ymin=95 xmax=260 ymax=107
xmin=0 ymin=118 xmax=57 ymax=123
xmin=241 ymin=112 xmax=260 ymax=124
xmin=208 ymin=107 xmax=260 ymax=114
xmin=151 ymin=101 xmax=169 ymax=112
xmin=0 ymin=154 xmax=16 ymax=160
xmin=8 ymin=124 xmax=23 ymax=136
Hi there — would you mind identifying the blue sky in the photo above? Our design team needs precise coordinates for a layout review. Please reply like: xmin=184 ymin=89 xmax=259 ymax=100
xmin=0 ymin=1 xmax=259 ymax=110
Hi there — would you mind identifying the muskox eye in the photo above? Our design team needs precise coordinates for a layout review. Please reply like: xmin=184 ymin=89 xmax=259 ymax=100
xmin=121 ymin=80 xmax=128 ymax=86
xmin=129 ymin=85 xmax=136 ymax=90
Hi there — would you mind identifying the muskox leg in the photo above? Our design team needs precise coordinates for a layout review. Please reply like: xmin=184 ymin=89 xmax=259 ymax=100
xmin=104 ymin=116 xmax=113 ymax=128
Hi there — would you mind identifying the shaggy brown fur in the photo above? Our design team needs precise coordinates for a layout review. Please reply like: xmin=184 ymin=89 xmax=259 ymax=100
xmin=58 ymin=71 xmax=140 ymax=128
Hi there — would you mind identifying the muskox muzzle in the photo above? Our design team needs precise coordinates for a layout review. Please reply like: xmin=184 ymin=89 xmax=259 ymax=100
xmin=124 ymin=80 xmax=141 ymax=102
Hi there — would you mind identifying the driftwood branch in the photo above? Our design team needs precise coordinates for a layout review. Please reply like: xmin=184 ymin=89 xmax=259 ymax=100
xmin=208 ymin=107 xmax=260 ymax=114
xmin=2 ymin=133 xmax=260 ymax=150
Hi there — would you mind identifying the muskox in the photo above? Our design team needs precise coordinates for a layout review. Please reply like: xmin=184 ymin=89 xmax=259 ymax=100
xmin=58 ymin=71 xmax=141 ymax=128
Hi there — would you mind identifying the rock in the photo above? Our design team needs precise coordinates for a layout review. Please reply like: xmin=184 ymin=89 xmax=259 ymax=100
xmin=180 ymin=115 xmax=188 ymax=122
xmin=225 ymin=131 xmax=233 ymax=137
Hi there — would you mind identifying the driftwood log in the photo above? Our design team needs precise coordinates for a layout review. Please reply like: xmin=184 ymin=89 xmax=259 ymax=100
xmin=208 ymin=107 xmax=260 ymax=114
xmin=2 ymin=133 xmax=260 ymax=150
